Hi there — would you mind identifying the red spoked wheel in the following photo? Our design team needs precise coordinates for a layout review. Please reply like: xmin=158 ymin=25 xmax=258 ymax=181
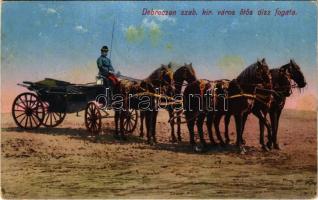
xmin=85 ymin=102 xmax=102 ymax=134
xmin=123 ymin=109 xmax=139 ymax=134
xmin=42 ymin=102 xmax=66 ymax=127
xmin=12 ymin=92 xmax=44 ymax=129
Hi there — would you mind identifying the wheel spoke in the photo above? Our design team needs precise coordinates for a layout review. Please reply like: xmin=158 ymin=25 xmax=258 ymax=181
xmin=15 ymin=112 xmax=26 ymax=119
xmin=44 ymin=114 xmax=49 ymax=124
xmin=15 ymin=103 xmax=26 ymax=110
xmin=52 ymin=112 xmax=57 ymax=122
xmin=24 ymin=94 xmax=30 ymax=107
xmin=14 ymin=109 xmax=25 ymax=112
xmin=50 ymin=113 xmax=53 ymax=125
xmin=29 ymin=116 xmax=34 ymax=128
xmin=19 ymin=97 xmax=27 ymax=108
xmin=123 ymin=119 xmax=128 ymax=127
xmin=31 ymin=113 xmax=40 ymax=125
xmin=30 ymin=115 xmax=38 ymax=126
xmin=18 ymin=115 xmax=27 ymax=124
xmin=87 ymin=120 xmax=92 ymax=127
xmin=129 ymin=121 xmax=134 ymax=130
xmin=87 ymin=112 xmax=92 ymax=118
xmin=25 ymin=116 xmax=29 ymax=127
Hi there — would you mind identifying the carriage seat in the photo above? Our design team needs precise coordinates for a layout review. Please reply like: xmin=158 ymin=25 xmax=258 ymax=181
xmin=96 ymin=75 xmax=105 ymax=85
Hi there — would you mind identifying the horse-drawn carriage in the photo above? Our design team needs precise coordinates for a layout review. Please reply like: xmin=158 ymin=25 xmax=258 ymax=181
xmin=11 ymin=78 xmax=138 ymax=134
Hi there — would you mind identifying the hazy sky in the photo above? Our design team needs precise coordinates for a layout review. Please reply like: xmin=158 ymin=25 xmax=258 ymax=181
xmin=1 ymin=1 xmax=317 ymax=111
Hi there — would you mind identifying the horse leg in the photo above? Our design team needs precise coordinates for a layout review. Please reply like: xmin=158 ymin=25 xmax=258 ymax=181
xmin=119 ymin=111 xmax=127 ymax=140
xmin=152 ymin=111 xmax=158 ymax=143
xmin=258 ymin=117 xmax=266 ymax=151
xmin=206 ymin=111 xmax=216 ymax=145
xmin=224 ymin=114 xmax=231 ymax=144
xmin=196 ymin=113 xmax=207 ymax=147
xmin=273 ymin=109 xmax=283 ymax=149
xmin=177 ymin=114 xmax=182 ymax=142
xmin=139 ymin=111 xmax=145 ymax=137
xmin=114 ymin=110 xmax=120 ymax=136
xmin=168 ymin=109 xmax=177 ymax=143
xmin=253 ymin=110 xmax=271 ymax=151
xmin=234 ymin=114 xmax=245 ymax=153
xmin=270 ymin=109 xmax=280 ymax=149
xmin=213 ymin=113 xmax=225 ymax=145
xmin=185 ymin=113 xmax=196 ymax=146
xmin=240 ymin=112 xmax=249 ymax=145
xmin=145 ymin=111 xmax=152 ymax=144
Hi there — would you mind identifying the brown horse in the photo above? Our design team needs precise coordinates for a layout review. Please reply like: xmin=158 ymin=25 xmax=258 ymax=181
xmin=216 ymin=58 xmax=272 ymax=151
xmin=136 ymin=65 xmax=174 ymax=143
xmin=183 ymin=78 xmax=213 ymax=150
xmin=205 ymin=59 xmax=272 ymax=152
xmin=259 ymin=59 xmax=306 ymax=149
xmin=224 ymin=59 xmax=306 ymax=150
xmin=206 ymin=79 xmax=251 ymax=147
xmin=170 ymin=63 xmax=197 ymax=142
xmin=114 ymin=65 xmax=173 ymax=143
xmin=139 ymin=62 xmax=197 ymax=143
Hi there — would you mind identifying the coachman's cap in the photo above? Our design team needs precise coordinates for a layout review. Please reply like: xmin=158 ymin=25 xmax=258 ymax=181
xmin=101 ymin=46 xmax=109 ymax=52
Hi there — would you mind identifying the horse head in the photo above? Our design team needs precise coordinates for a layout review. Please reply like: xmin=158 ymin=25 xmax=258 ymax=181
xmin=159 ymin=64 xmax=174 ymax=86
xmin=255 ymin=58 xmax=272 ymax=89
xmin=281 ymin=59 xmax=307 ymax=88
xmin=273 ymin=68 xmax=292 ymax=97
xmin=173 ymin=63 xmax=197 ymax=83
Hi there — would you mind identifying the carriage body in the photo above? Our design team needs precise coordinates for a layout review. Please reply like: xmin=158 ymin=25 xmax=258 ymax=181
xmin=21 ymin=78 xmax=105 ymax=113
xmin=12 ymin=78 xmax=138 ymax=135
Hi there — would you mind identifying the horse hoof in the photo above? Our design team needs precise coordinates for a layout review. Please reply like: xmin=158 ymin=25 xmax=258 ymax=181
xmin=170 ymin=137 xmax=177 ymax=143
xmin=113 ymin=134 xmax=120 ymax=140
xmin=239 ymin=147 xmax=246 ymax=154
xmin=242 ymin=140 xmax=246 ymax=145
xmin=273 ymin=144 xmax=281 ymax=150
xmin=194 ymin=145 xmax=206 ymax=153
xmin=266 ymin=142 xmax=273 ymax=149
xmin=121 ymin=136 xmax=127 ymax=141
xmin=210 ymin=141 xmax=217 ymax=146
xmin=262 ymin=146 xmax=269 ymax=152
xmin=139 ymin=134 xmax=144 ymax=138
xmin=220 ymin=142 xmax=226 ymax=147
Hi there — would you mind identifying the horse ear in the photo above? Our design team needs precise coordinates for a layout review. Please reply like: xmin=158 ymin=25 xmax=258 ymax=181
xmin=190 ymin=62 xmax=192 ymax=67
xmin=261 ymin=58 xmax=266 ymax=64
xmin=290 ymin=59 xmax=295 ymax=65
xmin=257 ymin=58 xmax=261 ymax=65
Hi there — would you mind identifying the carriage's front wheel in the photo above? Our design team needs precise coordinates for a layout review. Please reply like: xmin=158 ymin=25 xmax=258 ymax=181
xmin=12 ymin=92 xmax=44 ymax=129
xmin=85 ymin=102 xmax=102 ymax=134
xmin=123 ymin=109 xmax=139 ymax=134
xmin=42 ymin=102 xmax=66 ymax=127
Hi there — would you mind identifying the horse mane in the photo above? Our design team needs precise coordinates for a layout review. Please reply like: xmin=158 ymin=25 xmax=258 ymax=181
xmin=280 ymin=63 xmax=290 ymax=71
xmin=174 ymin=63 xmax=197 ymax=81
xmin=236 ymin=62 xmax=259 ymax=84
xmin=145 ymin=66 xmax=167 ymax=82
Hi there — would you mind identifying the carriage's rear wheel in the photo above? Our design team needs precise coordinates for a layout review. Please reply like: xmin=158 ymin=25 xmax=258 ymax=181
xmin=85 ymin=102 xmax=102 ymax=134
xmin=123 ymin=109 xmax=138 ymax=134
xmin=12 ymin=92 xmax=44 ymax=129
xmin=42 ymin=102 xmax=66 ymax=127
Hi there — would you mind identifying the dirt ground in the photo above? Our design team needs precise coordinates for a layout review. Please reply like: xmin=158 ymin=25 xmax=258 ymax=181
xmin=1 ymin=109 xmax=317 ymax=198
